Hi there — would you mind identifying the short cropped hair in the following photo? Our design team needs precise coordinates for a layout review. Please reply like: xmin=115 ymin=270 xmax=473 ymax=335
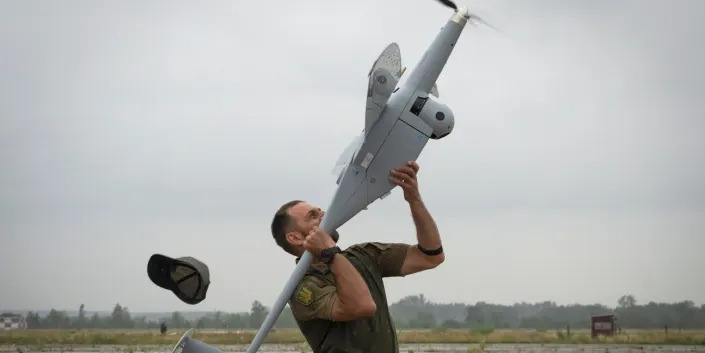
xmin=271 ymin=200 xmax=303 ymax=256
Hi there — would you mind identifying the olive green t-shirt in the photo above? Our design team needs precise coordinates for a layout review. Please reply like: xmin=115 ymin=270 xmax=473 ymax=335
xmin=289 ymin=242 xmax=410 ymax=353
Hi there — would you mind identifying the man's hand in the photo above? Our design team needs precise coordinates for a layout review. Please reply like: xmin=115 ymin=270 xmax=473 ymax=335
xmin=389 ymin=161 xmax=422 ymax=203
xmin=389 ymin=161 xmax=446 ymax=276
xmin=303 ymin=225 xmax=337 ymax=257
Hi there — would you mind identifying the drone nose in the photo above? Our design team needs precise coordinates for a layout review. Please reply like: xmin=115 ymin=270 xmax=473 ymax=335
xmin=457 ymin=6 xmax=470 ymax=19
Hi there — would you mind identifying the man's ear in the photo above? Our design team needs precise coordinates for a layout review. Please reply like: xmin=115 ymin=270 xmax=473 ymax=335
xmin=286 ymin=231 xmax=304 ymax=247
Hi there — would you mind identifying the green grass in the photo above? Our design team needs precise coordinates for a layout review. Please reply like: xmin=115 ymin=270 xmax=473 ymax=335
xmin=1 ymin=328 xmax=704 ymax=346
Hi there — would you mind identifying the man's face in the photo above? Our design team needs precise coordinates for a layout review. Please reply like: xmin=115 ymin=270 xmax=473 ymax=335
xmin=288 ymin=201 xmax=324 ymax=234
xmin=285 ymin=201 xmax=340 ymax=247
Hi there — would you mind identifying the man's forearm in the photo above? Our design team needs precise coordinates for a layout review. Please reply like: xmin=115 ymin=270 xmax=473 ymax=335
xmin=409 ymin=199 xmax=442 ymax=250
xmin=329 ymin=254 xmax=373 ymax=306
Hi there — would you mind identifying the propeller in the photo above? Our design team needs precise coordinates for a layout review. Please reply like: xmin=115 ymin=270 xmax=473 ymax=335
xmin=434 ymin=0 xmax=503 ymax=34
xmin=436 ymin=0 xmax=458 ymax=10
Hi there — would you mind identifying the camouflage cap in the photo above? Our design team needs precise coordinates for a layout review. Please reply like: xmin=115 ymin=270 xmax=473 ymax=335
xmin=147 ymin=254 xmax=210 ymax=305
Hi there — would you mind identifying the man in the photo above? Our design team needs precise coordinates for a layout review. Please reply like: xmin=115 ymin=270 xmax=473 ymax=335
xmin=270 ymin=161 xmax=445 ymax=353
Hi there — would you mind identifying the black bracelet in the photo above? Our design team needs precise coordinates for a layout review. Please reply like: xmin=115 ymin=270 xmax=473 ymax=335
xmin=417 ymin=244 xmax=443 ymax=256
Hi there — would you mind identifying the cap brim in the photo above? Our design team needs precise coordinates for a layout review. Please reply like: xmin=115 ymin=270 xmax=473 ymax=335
xmin=147 ymin=254 xmax=211 ymax=305
xmin=147 ymin=254 xmax=177 ymax=290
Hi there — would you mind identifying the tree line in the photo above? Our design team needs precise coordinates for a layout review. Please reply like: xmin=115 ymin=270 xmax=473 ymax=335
xmin=19 ymin=294 xmax=705 ymax=331
xmin=23 ymin=301 xmax=284 ymax=330
xmin=390 ymin=294 xmax=705 ymax=331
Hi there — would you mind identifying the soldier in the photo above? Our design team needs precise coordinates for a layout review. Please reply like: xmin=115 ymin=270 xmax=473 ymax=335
xmin=270 ymin=161 xmax=445 ymax=353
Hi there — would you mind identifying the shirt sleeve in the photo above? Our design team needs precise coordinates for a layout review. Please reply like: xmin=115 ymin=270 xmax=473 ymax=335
xmin=289 ymin=275 xmax=338 ymax=322
xmin=361 ymin=242 xmax=411 ymax=277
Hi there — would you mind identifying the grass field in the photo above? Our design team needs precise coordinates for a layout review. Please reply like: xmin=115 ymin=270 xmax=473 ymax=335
xmin=2 ymin=328 xmax=705 ymax=347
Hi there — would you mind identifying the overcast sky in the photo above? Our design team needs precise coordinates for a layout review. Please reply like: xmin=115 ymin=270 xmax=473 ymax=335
xmin=2 ymin=0 xmax=704 ymax=314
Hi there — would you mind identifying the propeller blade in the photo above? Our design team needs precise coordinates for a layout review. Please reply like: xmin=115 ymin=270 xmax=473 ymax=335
xmin=433 ymin=0 xmax=504 ymax=35
xmin=468 ymin=13 xmax=504 ymax=34
xmin=435 ymin=0 xmax=457 ymax=10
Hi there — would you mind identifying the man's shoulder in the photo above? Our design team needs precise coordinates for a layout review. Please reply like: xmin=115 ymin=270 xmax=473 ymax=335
xmin=288 ymin=274 xmax=338 ymax=322
xmin=344 ymin=242 xmax=411 ymax=278
xmin=289 ymin=274 xmax=330 ymax=305
xmin=344 ymin=242 xmax=410 ymax=254
xmin=345 ymin=241 xmax=395 ymax=251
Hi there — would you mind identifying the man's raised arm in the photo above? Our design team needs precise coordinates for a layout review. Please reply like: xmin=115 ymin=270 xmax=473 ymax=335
xmin=388 ymin=161 xmax=445 ymax=276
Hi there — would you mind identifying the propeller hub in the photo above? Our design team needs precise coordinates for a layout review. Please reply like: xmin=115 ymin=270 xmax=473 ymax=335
xmin=450 ymin=6 xmax=470 ymax=25
xmin=457 ymin=6 xmax=470 ymax=19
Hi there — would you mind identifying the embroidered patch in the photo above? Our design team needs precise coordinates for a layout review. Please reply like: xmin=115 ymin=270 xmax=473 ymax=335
xmin=295 ymin=286 xmax=314 ymax=306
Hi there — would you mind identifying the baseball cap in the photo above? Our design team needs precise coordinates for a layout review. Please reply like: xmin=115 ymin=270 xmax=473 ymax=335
xmin=147 ymin=254 xmax=210 ymax=305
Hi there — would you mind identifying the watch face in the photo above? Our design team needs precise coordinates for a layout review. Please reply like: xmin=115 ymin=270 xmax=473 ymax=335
xmin=321 ymin=247 xmax=338 ymax=262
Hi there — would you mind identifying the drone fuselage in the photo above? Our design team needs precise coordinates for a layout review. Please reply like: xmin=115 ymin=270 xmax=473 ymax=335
xmin=322 ymin=9 xmax=469 ymax=232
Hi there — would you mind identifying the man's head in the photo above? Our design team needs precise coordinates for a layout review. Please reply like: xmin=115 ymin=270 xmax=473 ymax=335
xmin=271 ymin=200 xmax=339 ymax=256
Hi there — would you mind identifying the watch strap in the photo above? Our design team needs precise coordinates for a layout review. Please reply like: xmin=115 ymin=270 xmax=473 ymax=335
xmin=321 ymin=246 xmax=341 ymax=264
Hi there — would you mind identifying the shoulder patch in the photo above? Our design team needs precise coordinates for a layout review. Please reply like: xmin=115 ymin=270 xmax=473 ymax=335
xmin=295 ymin=285 xmax=314 ymax=306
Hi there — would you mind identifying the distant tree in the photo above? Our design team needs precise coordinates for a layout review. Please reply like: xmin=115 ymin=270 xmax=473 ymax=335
xmin=274 ymin=306 xmax=297 ymax=329
xmin=409 ymin=311 xmax=436 ymax=328
xmin=44 ymin=309 xmax=70 ymax=328
xmin=171 ymin=311 xmax=185 ymax=328
xmin=249 ymin=300 xmax=269 ymax=328
xmin=226 ymin=312 xmax=249 ymax=328
xmin=618 ymin=295 xmax=637 ymax=308
xmin=110 ymin=303 xmax=133 ymax=328
xmin=90 ymin=313 xmax=101 ymax=328
xmin=441 ymin=319 xmax=462 ymax=329
xmin=25 ymin=311 xmax=41 ymax=328
xmin=465 ymin=305 xmax=483 ymax=326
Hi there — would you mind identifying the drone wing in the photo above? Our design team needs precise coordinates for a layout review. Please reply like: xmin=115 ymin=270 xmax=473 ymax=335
xmin=333 ymin=43 xmax=404 ymax=184
xmin=330 ymin=130 xmax=364 ymax=184
xmin=365 ymin=43 xmax=402 ymax=138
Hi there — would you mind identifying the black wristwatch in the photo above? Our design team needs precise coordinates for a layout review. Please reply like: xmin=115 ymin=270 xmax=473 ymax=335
xmin=320 ymin=246 xmax=341 ymax=264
